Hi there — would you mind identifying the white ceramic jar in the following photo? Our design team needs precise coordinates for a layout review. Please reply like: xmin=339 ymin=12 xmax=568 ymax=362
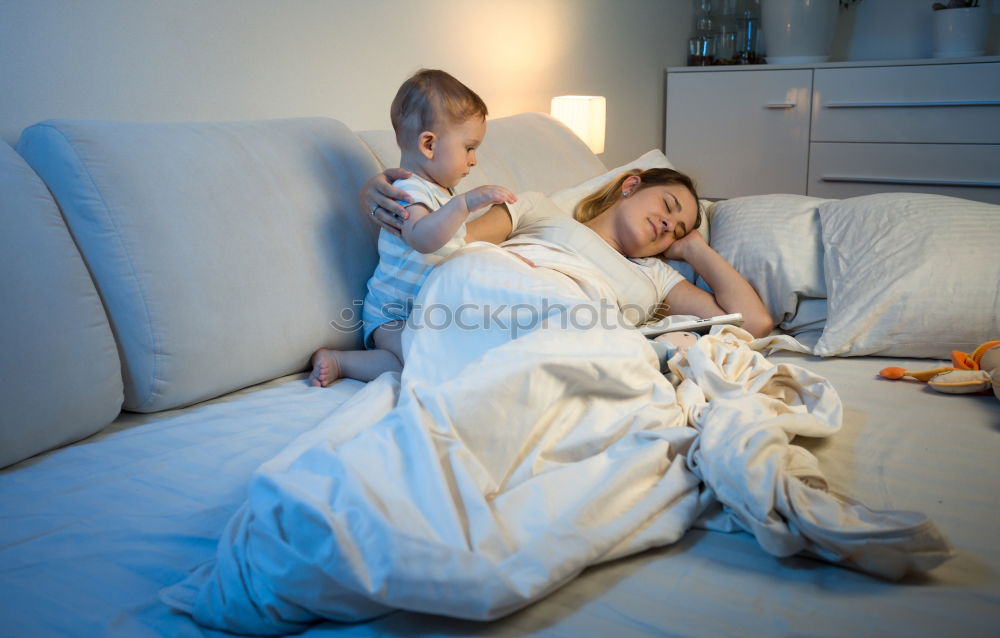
xmin=761 ymin=0 xmax=839 ymax=64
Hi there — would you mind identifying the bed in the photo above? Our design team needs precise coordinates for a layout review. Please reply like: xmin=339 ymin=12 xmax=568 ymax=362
xmin=1 ymin=113 xmax=998 ymax=637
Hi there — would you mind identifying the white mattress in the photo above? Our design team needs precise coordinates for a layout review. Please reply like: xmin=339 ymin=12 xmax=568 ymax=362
xmin=1 ymin=353 xmax=998 ymax=637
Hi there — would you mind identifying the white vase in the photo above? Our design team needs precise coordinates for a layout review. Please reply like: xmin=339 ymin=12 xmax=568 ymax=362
xmin=932 ymin=7 xmax=990 ymax=59
xmin=761 ymin=0 xmax=839 ymax=64
xmin=843 ymin=0 xmax=933 ymax=61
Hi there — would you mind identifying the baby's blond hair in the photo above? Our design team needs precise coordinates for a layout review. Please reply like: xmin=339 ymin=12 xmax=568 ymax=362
xmin=390 ymin=69 xmax=488 ymax=150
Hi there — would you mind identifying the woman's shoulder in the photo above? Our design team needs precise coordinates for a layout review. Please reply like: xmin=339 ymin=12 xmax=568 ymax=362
xmin=629 ymin=256 xmax=682 ymax=278
xmin=509 ymin=192 xmax=578 ymax=230
xmin=629 ymin=256 xmax=686 ymax=296
xmin=629 ymin=255 xmax=669 ymax=270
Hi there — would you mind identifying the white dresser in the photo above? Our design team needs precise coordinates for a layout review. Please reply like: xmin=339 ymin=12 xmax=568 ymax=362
xmin=664 ymin=57 xmax=1000 ymax=204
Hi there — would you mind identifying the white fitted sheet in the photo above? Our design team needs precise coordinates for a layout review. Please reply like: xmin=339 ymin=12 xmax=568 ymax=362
xmin=1 ymin=352 xmax=998 ymax=637
xmin=0 ymin=374 xmax=365 ymax=638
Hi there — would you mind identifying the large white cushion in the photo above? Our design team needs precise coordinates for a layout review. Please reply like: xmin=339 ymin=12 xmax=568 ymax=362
xmin=706 ymin=194 xmax=830 ymax=330
xmin=474 ymin=113 xmax=607 ymax=194
xmin=18 ymin=118 xmax=381 ymax=412
xmin=358 ymin=112 xmax=607 ymax=196
xmin=548 ymin=149 xmax=675 ymax=215
xmin=814 ymin=193 xmax=1000 ymax=358
xmin=0 ymin=141 xmax=122 ymax=467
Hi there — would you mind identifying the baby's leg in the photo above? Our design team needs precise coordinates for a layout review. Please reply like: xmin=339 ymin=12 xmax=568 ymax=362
xmin=316 ymin=322 xmax=403 ymax=384
xmin=371 ymin=321 xmax=405 ymax=366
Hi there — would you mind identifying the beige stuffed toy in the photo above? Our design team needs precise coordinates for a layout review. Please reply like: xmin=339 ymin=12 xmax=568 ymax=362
xmin=880 ymin=341 xmax=1000 ymax=402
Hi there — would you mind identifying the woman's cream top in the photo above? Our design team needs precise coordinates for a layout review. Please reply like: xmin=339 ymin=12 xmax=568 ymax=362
xmin=502 ymin=192 xmax=684 ymax=326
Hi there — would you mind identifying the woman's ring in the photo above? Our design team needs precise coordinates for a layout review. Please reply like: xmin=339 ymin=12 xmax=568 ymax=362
xmin=370 ymin=204 xmax=379 ymax=217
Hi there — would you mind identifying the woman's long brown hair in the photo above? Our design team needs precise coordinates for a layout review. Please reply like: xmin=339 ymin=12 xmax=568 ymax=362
xmin=574 ymin=167 xmax=701 ymax=232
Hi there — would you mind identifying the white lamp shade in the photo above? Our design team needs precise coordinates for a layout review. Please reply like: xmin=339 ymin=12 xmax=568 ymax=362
xmin=550 ymin=95 xmax=606 ymax=155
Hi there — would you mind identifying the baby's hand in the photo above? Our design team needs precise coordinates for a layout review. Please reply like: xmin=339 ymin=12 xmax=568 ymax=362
xmin=464 ymin=185 xmax=517 ymax=211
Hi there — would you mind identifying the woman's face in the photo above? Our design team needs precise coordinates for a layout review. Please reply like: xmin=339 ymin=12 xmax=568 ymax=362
xmin=611 ymin=180 xmax=698 ymax=258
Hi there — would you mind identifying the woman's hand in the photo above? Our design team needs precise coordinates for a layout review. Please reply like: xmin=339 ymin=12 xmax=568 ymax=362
xmin=663 ymin=229 xmax=708 ymax=262
xmin=360 ymin=168 xmax=414 ymax=236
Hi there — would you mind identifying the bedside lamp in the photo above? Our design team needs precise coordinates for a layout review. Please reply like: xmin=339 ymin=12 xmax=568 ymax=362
xmin=550 ymin=95 xmax=606 ymax=155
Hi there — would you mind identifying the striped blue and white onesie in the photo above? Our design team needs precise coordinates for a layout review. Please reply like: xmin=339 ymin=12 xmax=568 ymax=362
xmin=361 ymin=175 xmax=468 ymax=348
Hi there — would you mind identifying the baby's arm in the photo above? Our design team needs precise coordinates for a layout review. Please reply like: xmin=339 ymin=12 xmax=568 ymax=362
xmin=403 ymin=185 xmax=516 ymax=254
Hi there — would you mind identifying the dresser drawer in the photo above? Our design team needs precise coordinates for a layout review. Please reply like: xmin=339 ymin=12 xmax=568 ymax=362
xmin=808 ymin=142 xmax=1000 ymax=204
xmin=666 ymin=69 xmax=812 ymax=198
xmin=812 ymin=63 xmax=1000 ymax=144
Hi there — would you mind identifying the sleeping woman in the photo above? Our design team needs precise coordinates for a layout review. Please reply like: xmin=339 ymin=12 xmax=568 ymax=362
xmin=317 ymin=165 xmax=772 ymax=383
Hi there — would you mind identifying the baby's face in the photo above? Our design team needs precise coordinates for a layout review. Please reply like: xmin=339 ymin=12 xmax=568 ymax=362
xmin=427 ymin=116 xmax=485 ymax=189
xmin=615 ymin=184 xmax=698 ymax=258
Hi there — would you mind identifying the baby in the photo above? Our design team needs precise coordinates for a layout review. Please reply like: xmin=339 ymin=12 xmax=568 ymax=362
xmin=309 ymin=69 xmax=517 ymax=386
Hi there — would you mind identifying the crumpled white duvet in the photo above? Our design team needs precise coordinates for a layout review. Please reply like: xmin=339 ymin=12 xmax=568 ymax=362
xmin=161 ymin=244 xmax=953 ymax=635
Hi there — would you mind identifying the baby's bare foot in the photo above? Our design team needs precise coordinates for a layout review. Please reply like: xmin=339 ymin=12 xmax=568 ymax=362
xmin=308 ymin=349 xmax=342 ymax=387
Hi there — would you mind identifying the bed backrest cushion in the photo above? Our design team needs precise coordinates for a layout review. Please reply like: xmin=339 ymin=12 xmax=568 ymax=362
xmin=358 ymin=112 xmax=607 ymax=195
xmin=0 ymin=141 xmax=122 ymax=467
xmin=17 ymin=118 xmax=381 ymax=412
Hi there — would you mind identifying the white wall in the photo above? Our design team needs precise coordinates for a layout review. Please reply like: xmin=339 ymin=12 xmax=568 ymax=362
xmin=0 ymin=0 xmax=693 ymax=168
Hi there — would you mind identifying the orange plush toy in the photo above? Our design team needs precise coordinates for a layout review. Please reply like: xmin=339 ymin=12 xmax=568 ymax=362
xmin=880 ymin=341 xmax=1000 ymax=402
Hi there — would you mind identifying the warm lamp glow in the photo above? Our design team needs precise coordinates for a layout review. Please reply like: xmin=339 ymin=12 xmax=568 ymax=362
xmin=550 ymin=95 xmax=606 ymax=154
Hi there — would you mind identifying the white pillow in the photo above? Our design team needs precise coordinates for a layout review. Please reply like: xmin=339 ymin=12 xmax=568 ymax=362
xmin=704 ymin=194 xmax=830 ymax=329
xmin=549 ymin=149 xmax=674 ymax=215
xmin=814 ymin=193 xmax=1000 ymax=359
xmin=783 ymin=298 xmax=828 ymax=332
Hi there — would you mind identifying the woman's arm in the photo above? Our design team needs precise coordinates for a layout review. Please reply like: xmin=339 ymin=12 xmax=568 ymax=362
xmin=465 ymin=203 xmax=536 ymax=267
xmin=465 ymin=203 xmax=514 ymax=244
xmin=663 ymin=233 xmax=773 ymax=338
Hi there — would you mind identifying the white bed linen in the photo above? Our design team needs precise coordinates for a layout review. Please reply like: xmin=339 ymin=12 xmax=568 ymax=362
xmin=158 ymin=243 xmax=949 ymax=634
xmin=0 ymin=340 xmax=995 ymax=638
xmin=328 ymin=353 xmax=1000 ymax=638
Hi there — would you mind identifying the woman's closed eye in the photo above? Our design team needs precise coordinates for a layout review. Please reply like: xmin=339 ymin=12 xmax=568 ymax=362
xmin=663 ymin=195 xmax=682 ymax=235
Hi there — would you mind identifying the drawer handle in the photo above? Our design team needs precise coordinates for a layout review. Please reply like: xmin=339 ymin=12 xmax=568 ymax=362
xmin=825 ymin=100 xmax=1000 ymax=109
xmin=765 ymin=103 xmax=796 ymax=109
xmin=821 ymin=175 xmax=1000 ymax=188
